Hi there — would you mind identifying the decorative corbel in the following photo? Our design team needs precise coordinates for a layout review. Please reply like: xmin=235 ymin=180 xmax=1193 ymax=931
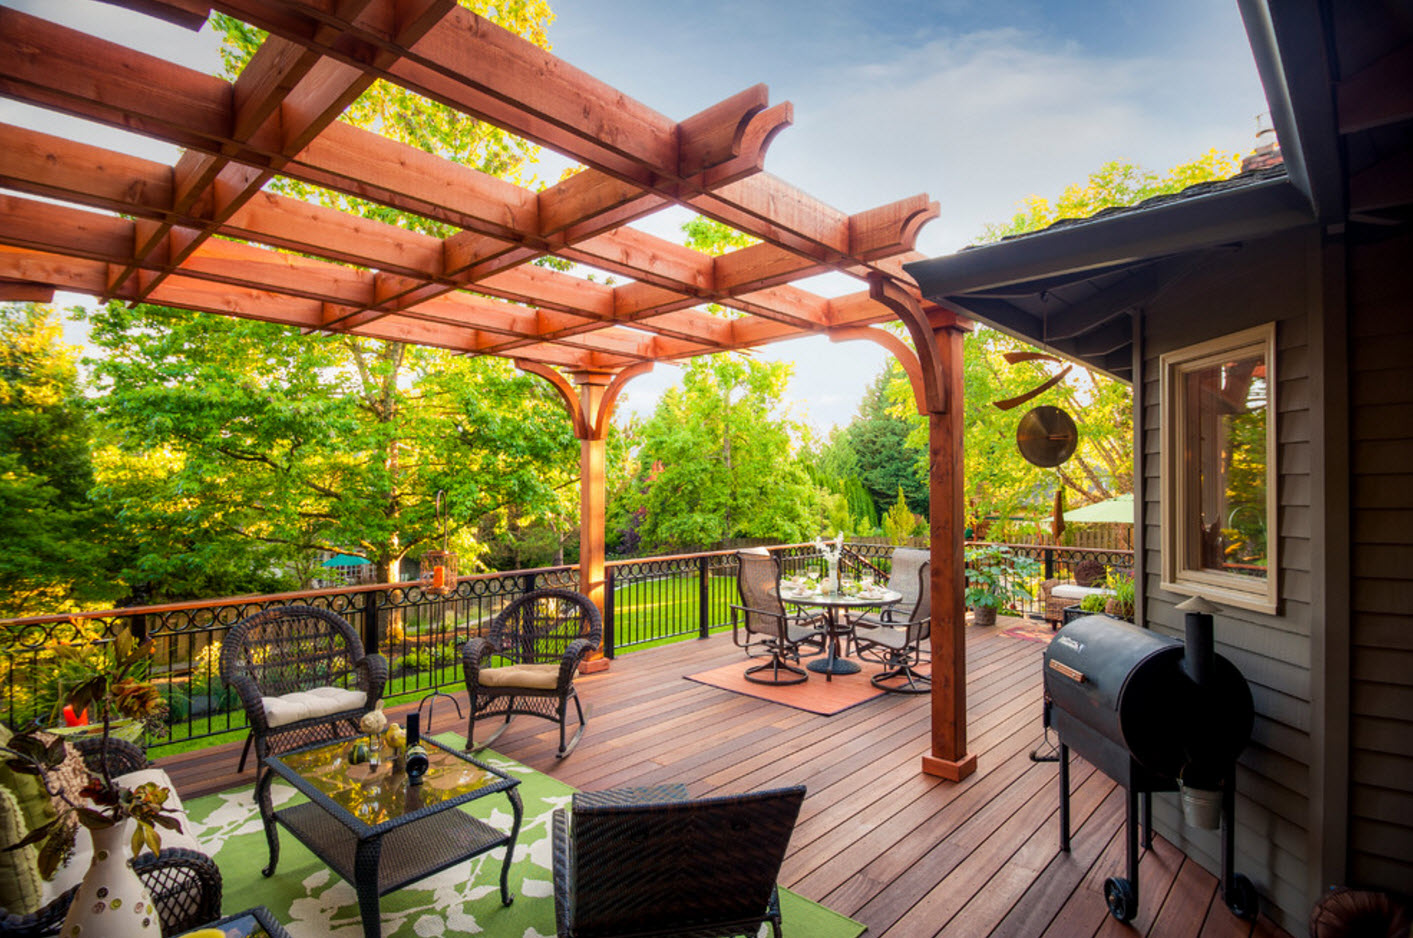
xmin=828 ymin=327 xmax=927 ymax=416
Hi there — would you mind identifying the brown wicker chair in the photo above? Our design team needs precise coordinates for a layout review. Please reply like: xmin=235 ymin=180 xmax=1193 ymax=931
xmin=220 ymin=604 xmax=387 ymax=788
xmin=462 ymin=588 xmax=602 ymax=758
xmin=1039 ymin=558 xmax=1108 ymax=629
xmin=0 ymin=737 xmax=222 ymax=938
xmin=730 ymin=551 xmax=825 ymax=686
xmin=852 ymin=548 xmax=931 ymax=693
xmin=551 ymin=784 xmax=806 ymax=938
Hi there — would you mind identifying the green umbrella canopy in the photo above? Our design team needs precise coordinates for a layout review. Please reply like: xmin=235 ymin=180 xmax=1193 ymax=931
xmin=1063 ymin=493 xmax=1134 ymax=524
xmin=322 ymin=553 xmax=371 ymax=568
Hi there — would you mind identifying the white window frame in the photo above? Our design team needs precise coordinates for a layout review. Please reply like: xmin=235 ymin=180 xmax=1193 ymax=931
xmin=1159 ymin=323 xmax=1279 ymax=614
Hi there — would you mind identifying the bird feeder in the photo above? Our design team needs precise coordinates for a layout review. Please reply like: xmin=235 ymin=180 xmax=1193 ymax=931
xmin=421 ymin=491 xmax=458 ymax=597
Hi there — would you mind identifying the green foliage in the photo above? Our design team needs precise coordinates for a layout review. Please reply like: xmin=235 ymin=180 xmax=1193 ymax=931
xmin=977 ymin=150 xmax=1244 ymax=243
xmin=828 ymin=362 xmax=928 ymax=520
xmin=681 ymin=216 xmax=759 ymax=256
xmin=629 ymin=354 xmax=819 ymax=551
xmin=1078 ymin=591 xmax=1108 ymax=613
xmin=882 ymin=488 xmax=920 ymax=545
xmin=82 ymin=302 xmax=577 ymax=598
xmin=1106 ymin=568 xmax=1136 ymax=620
xmin=0 ymin=305 xmax=117 ymax=615
xmin=963 ymin=544 xmax=1042 ymax=611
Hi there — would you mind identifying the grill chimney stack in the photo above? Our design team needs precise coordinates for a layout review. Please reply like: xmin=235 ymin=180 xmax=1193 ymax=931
xmin=1176 ymin=595 xmax=1220 ymax=687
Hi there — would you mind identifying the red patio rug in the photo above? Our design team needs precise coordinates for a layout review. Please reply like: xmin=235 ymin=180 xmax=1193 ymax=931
xmin=1001 ymin=617 xmax=1057 ymax=644
xmin=684 ymin=657 xmax=928 ymax=715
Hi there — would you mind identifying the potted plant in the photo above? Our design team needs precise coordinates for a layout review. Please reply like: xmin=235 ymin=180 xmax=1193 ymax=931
xmin=964 ymin=544 xmax=1042 ymax=626
xmin=1105 ymin=569 xmax=1136 ymax=622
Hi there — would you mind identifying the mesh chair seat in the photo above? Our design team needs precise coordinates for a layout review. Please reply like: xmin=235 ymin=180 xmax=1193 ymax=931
xmin=853 ymin=548 xmax=931 ymax=694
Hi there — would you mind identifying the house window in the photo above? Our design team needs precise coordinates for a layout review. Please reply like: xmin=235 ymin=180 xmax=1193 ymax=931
xmin=1160 ymin=324 xmax=1278 ymax=613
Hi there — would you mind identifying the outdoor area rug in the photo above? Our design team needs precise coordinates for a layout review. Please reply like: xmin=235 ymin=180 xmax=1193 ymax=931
xmin=183 ymin=733 xmax=867 ymax=938
xmin=1000 ymin=618 xmax=1058 ymax=644
xmin=685 ymin=657 xmax=919 ymax=715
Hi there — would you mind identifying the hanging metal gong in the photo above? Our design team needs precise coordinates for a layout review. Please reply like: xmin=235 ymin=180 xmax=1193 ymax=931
xmin=1017 ymin=405 xmax=1078 ymax=468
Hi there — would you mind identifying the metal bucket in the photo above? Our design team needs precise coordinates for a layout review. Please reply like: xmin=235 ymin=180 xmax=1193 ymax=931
xmin=1181 ymin=784 xmax=1223 ymax=829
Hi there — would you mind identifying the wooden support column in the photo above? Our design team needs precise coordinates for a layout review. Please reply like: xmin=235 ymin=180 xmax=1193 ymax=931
xmin=573 ymin=370 xmax=612 ymax=673
xmin=868 ymin=275 xmax=977 ymax=782
xmin=517 ymin=360 xmax=653 ymax=673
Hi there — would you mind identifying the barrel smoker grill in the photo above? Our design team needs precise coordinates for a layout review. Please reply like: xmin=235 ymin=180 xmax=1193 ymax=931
xmin=1042 ymin=612 xmax=1260 ymax=923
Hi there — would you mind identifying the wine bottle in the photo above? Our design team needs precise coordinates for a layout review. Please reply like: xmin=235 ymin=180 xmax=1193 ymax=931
xmin=404 ymin=712 xmax=429 ymax=785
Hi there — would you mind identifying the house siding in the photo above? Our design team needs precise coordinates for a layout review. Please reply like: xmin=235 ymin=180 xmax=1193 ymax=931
xmin=1346 ymin=231 xmax=1413 ymax=893
xmin=1138 ymin=228 xmax=1317 ymax=930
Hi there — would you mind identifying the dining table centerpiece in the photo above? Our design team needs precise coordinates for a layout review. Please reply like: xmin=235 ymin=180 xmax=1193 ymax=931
xmin=813 ymin=532 xmax=845 ymax=594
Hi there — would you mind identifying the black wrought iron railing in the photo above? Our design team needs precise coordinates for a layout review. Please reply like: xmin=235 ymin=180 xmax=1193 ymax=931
xmin=0 ymin=541 xmax=1129 ymax=749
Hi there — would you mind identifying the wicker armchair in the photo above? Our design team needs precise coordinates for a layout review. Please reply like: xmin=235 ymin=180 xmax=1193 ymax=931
xmin=730 ymin=551 xmax=825 ymax=686
xmin=852 ymin=548 xmax=931 ymax=693
xmin=1039 ymin=558 xmax=1108 ymax=629
xmin=0 ymin=737 xmax=222 ymax=938
xmin=462 ymin=588 xmax=602 ymax=759
xmin=551 ymin=784 xmax=806 ymax=938
xmin=220 ymin=604 xmax=387 ymax=787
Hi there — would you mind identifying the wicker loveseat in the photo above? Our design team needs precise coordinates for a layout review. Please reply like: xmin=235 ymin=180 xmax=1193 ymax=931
xmin=0 ymin=732 xmax=222 ymax=937
xmin=1038 ymin=559 xmax=1111 ymax=630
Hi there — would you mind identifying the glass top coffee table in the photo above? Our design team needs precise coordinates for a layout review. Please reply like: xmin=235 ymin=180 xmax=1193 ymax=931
xmin=257 ymin=736 xmax=523 ymax=938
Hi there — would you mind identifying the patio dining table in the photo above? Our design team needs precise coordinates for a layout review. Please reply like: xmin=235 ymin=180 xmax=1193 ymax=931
xmin=782 ymin=587 xmax=901 ymax=681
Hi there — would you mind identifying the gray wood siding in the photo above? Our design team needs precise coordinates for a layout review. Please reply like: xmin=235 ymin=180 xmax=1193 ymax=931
xmin=1138 ymin=229 xmax=1317 ymax=931
xmin=1347 ymin=231 xmax=1413 ymax=894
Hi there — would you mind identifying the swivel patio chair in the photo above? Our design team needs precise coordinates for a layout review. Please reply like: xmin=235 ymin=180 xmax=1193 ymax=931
xmin=220 ymin=604 xmax=387 ymax=788
xmin=730 ymin=550 xmax=824 ymax=686
xmin=852 ymin=548 xmax=932 ymax=693
xmin=461 ymin=588 xmax=601 ymax=759
xmin=551 ymin=783 xmax=806 ymax=938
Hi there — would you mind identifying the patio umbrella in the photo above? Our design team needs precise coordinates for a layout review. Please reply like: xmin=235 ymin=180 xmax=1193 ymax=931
xmin=1063 ymin=493 xmax=1135 ymax=524
xmin=321 ymin=553 xmax=371 ymax=568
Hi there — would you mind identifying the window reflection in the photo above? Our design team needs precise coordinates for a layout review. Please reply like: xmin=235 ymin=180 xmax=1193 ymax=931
xmin=1185 ymin=354 xmax=1268 ymax=579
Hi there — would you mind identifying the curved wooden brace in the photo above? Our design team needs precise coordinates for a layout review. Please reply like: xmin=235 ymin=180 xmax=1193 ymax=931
xmin=592 ymin=362 xmax=655 ymax=440
xmin=867 ymin=274 xmax=949 ymax=415
xmin=516 ymin=360 xmax=588 ymax=438
xmin=829 ymin=327 xmax=927 ymax=416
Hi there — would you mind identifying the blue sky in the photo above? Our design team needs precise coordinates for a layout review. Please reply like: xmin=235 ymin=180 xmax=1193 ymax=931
xmin=2 ymin=0 xmax=1270 ymax=433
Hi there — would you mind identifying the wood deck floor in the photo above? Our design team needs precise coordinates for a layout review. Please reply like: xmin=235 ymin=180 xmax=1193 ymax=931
xmin=156 ymin=618 xmax=1295 ymax=938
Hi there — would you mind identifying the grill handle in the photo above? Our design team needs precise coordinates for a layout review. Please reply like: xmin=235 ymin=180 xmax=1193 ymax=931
xmin=1047 ymin=659 xmax=1086 ymax=684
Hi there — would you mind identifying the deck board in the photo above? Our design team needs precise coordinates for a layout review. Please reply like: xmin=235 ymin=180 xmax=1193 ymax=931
xmin=153 ymin=618 xmax=1295 ymax=938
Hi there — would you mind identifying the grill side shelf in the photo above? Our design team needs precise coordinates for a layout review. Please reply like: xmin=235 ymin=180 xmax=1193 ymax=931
xmin=1047 ymin=659 xmax=1086 ymax=683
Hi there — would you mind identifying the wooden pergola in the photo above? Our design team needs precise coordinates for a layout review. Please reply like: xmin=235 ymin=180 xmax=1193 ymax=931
xmin=0 ymin=0 xmax=975 ymax=780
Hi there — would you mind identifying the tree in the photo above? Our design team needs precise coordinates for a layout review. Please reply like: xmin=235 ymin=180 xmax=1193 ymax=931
xmin=629 ymin=355 xmax=819 ymax=551
xmin=0 ymin=304 xmax=115 ymax=615
xmin=85 ymin=303 xmax=578 ymax=595
xmin=881 ymin=488 xmax=921 ymax=545
xmin=836 ymin=363 xmax=928 ymax=519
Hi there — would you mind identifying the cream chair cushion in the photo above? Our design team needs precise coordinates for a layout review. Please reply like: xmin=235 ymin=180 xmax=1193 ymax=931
xmin=477 ymin=663 xmax=560 ymax=690
xmin=261 ymin=687 xmax=367 ymax=728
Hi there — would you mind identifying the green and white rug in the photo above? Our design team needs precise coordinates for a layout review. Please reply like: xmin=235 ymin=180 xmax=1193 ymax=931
xmin=184 ymin=735 xmax=866 ymax=938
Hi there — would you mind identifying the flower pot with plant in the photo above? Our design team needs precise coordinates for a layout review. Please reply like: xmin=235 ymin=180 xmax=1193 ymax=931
xmin=964 ymin=544 xmax=1043 ymax=626
xmin=1 ymin=628 xmax=185 ymax=937
xmin=1105 ymin=570 xmax=1136 ymax=622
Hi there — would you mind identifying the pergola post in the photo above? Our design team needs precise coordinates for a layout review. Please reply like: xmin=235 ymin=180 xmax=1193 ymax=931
xmin=868 ymin=275 xmax=977 ymax=782
xmin=573 ymin=370 xmax=612 ymax=673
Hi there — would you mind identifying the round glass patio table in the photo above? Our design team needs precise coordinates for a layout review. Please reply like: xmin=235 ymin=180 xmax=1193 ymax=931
xmin=782 ymin=588 xmax=901 ymax=681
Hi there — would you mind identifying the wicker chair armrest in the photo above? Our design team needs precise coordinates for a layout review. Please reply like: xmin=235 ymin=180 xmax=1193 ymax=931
xmin=223 ymin=670 xmax=270 ymax=731
xmin=558 ymin=638 xmax=596 ymax=688
xmin=355 ymin=652 xmax=389 ymax=703
xmin=73 ymin=736 xmax=149 ymax=774
xmin=132 ymin=846 xmax=224 ymax=935
xmin=461 ymin=636 xmax=496 ymax=691
xmin=1039 ymin=578 xmax=1067 ymax=601
xmin=0 ymin=889 xmax=72 ymax=938
xmin=572 ymin=783 xmax=690 ymax=809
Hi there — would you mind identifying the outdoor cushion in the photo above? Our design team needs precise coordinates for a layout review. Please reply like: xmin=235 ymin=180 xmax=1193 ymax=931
xmin=0 ymin=784 xmax=43 ymax=915
xmin=260 ymin=686 xmax=367 ymax=728
xmin=476 ymin=663 xmax=560 ymax=690
xmin=44 ymin=767 xmax=201 ymax=903
xmin=0 ymin=724 xmax=57 ymax=835
xmin=1050 ymin=584 xmax=1114 ymax=601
